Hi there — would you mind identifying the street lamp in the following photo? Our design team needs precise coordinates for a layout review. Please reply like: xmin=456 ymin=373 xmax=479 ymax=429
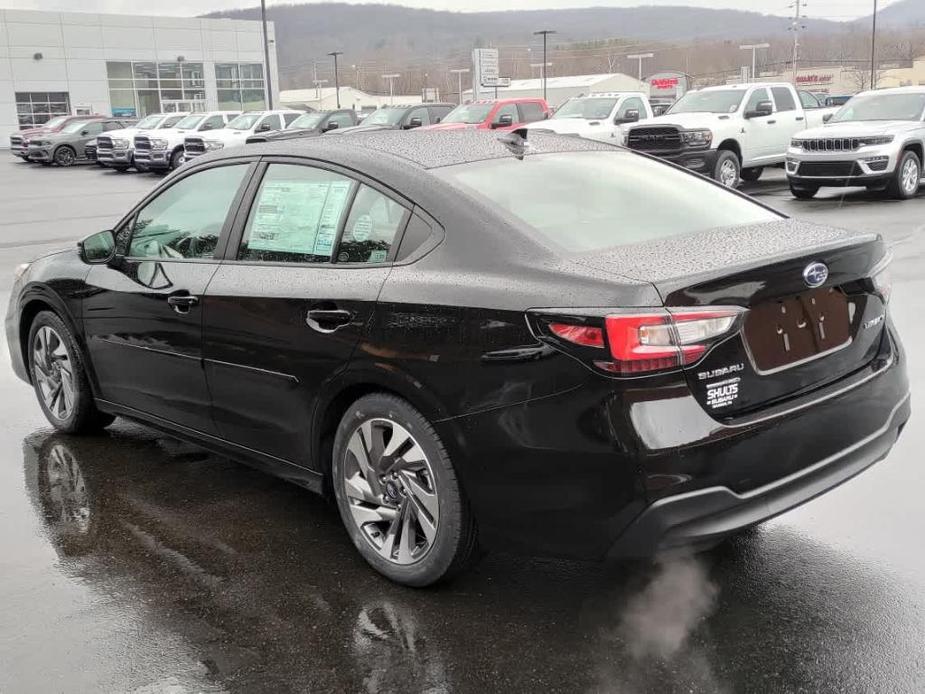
xmin=382 ymin=73 xmax=400 ymax=105
xmin=533 ymin=29 xmax=556 ymax=102
xmin=260 ymin=0 xmax=273 ymax=109
xmin=449 ymin=68 xmax=470 ymax=105
xmin=328 ymin=51 xmax=343 ymax=108
xmin=870 ymin=0 xmax=879 ymax=89
xmin=739 ymin=43 xmax=770 ymax=81
xmin=627 ymin=53 xmax=654 ymax=81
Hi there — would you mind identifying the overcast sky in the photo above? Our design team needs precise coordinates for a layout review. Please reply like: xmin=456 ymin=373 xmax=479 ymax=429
xmin=1 ymin=0 xmax=892 ymax=21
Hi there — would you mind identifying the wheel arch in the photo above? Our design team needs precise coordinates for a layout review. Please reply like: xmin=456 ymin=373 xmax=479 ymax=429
xmin=716 ymin=139 xmax=742 ymax=161
xmin=902 ymin=140 xmax=923 ymax=163
xmin=17 ymin=288 xmax=86 ymax=387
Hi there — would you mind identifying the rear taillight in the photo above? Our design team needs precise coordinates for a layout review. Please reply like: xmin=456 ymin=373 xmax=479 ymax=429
xmin=871 ymin=256 xmax=892 ymax=304
xmin=540 ymin=307 xmax=745 ymax=376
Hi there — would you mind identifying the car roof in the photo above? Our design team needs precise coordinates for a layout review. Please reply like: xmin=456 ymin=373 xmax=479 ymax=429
xmin=469 ymin=98 xmax=546 ymax=105
xmin=216 ymin=129 xmax=615 ymax=170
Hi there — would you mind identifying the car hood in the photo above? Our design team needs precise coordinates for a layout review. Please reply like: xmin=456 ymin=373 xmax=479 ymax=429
xmin=104 ymin=127 xmax=158 ymax=141
xmin=200 ymin=129 xmax=254 ymax=143
xmin=420 ymin=122 xmax=481 ymax=131
xmin=631 ymin=112 xmax=734 ymax=131
xmin=335 ymin=124 xmax=396 ymax=134
xmin=797 ymin=120 xmax=924 ymax=138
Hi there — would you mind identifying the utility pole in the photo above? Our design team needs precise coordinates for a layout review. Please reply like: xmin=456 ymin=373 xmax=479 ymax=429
xmin=327 ymin=51 xmax=343 ymax=108
xmin=260 ymin=0 xmax=273 ymax=109
xmin=870 ymin=0 xmax=879 ymax=89
xmin=627 ymin=53 xmax=654 ymax=81
xmin=739 ymin=43 xmax=770 ymax=81
xmin=533 ymin=30 xmax=556 ymax=102
xmin=450 ymin=68 xmax=469 ymax=104
xmin=790 ymin=0 xmax=806 ymax=82
xmin=382 ymin=74 xmax=400 ymax=105
xmin=312 ymin=79 xmax=328 ymax=102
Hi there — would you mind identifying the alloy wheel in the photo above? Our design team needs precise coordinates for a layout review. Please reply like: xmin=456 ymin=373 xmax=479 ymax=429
xmin=342 ymin=418 xmax=439 ymax=565
xmin=719 ymin=160 xmax=738 ymax=188
xmin=902 ymin=157 xmax=920 ymax=195
xmin=55 ymin=148 xmax=75 ymax=166
xmin=33 ymin=326 xmax=75 ymax=421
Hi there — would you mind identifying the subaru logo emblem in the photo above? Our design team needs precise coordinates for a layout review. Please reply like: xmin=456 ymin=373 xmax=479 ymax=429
xmin=803 ymin=262 xmax=829 ymax=288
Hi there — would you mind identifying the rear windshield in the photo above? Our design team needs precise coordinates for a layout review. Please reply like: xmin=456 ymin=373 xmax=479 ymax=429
xmin=434 ymin=151 xmax=780 ymax=252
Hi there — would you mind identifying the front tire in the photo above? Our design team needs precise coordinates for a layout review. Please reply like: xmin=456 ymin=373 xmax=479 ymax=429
xmin=713 ymin=150 xmax=740 ymax=188
xmin=789 ymin=183 xmax=819 ymax=199
xmin=28 ymin=311 xmax=114 ymax=434
xmin=332 ymin=394 xmax=478 ymax=587
xmin=740 ymin=166 xmax=763 ymax=182
xmin=53 ymin=146 xmax=76 ymax=167
xmin=887 ymin=150 xmax=921 ymax=200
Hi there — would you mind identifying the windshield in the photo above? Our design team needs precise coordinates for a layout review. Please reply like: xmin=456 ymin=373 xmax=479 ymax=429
xmin=288 ymin=113 xmax=325 ymax=129
xmin=61 ymin=121 xmax=93 ymax=134
xmin=667 ymin=90 xmax=745 ymax=114
xmin=175 ymin=114 xmax=205 ymax=129
xmin=160 ymin=115 xmax=186 ymax=128
xmin=44 ymin=116 xmax=68 ymax=129
xmin=442 ymin=103 xmax=494 ymax=124
xmin=136 ymin=115 xmax=163 ymax=129
xmin=227 ymin=114 xmax=263 ymax=129
xmin=553 ymin=98 xmax=618 ymax=120
xmin=830 ymin=93 xmax=925 ymax=123
xmin=434 ymin=151 xmax=778 ymax=252
xmin=363 ymin=108 xmax=407 ymax=126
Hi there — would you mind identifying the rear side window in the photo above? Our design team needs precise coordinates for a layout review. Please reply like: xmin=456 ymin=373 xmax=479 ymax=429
xmin=338 ymin=185 xmax=408 ymax=264
xmin=772 ymin=87 xmax=797 ymax=112
xmin=238 ymin=164 xmax=355 ymax=264
xmin=518 ymin=102 xmax=546 ymax=123
xmin=434 ymin=151 xmax=780 ymax=253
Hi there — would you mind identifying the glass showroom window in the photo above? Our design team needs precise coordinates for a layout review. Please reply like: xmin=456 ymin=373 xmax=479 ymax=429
xmin=217 ymin=63 xmax=267 ymax=111
xmin=107 ymin=61 xmax=207 ymax=118
xmin=16 ymin=92 xmax=71 ymax=129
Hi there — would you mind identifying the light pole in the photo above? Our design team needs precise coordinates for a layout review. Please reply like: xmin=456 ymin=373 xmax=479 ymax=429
xmin=313 ymin=79 xmax=328 ymax=102
xmin=260 ymin=0 xmax=273 ymax=109
xmin=449 ymin=68 xmax=469 ymax=104
xmin=627 ymin=53 xmax=654 ymax=81
xmin=382 ymin=74 xmax=400 ymax=105
xmin=739 ymin=43 xmax=770 ymax=81
xmin=870 ymin=0 xmax=879 ymax=89
xmin=533 ymin=29 xmax=556 ymax=102
xmin=328 ymin=51 xmax=343 ymax=108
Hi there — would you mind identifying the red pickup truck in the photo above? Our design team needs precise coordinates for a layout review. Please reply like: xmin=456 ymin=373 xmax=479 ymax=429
xmin=420 ymin=98 xmax=551 ymax=131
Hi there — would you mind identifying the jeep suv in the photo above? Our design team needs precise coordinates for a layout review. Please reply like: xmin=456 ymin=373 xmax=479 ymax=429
xmin=26 ymin=118 xmax=135 ymax=167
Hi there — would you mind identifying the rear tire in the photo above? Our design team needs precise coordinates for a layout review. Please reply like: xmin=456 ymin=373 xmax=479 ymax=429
xmin=789 ymin=183 xmax=818 ymax=199
xmin=887 ymin=150 xmax=921 ymax=200
xmin=332 ymin=393 xmax=479 ymax=587
xmin=27 ymin=311 xmax=114 ymax=434
xmin=713 ymin=150 xmax=740 ymax=188
xmin=740 ymin=166 xmax=763 ymax=182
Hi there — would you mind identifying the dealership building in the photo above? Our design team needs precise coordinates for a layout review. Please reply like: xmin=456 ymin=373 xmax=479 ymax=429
xmin=0 ymin=9 xmax=280 ymax=141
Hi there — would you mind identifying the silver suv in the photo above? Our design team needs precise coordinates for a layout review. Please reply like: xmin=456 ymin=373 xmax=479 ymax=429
xmin=787 ymin=86 xmax=925 ymax=200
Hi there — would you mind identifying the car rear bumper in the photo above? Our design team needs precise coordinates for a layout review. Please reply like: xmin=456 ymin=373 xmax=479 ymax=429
xmin=608 ymin=390 xmax=910 ymax=557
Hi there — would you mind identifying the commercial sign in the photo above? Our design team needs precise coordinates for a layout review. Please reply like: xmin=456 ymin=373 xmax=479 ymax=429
xmin=482 ymin=76 xmax=511 ymax=88
xmin=112 ymin=107 xmax=137 ymax=117
xmin=796 ymin=73 xmax=835 ymax=86
xmin=472 ymin=48 xmax=500 ymax=99
xmin=647 ymin=72 xmax=689 ymax=99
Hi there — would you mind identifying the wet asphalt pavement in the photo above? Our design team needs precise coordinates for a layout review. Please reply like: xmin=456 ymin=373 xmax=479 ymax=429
xmin=0 ymin=159 xmax=924 ymax=693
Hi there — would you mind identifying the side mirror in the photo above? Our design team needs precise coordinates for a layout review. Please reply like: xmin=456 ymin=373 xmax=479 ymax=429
xmin=492 ymin=113 xmax=514 ymax=129
xmin=616 ymin=109 xmax=640 ymax=124
xmin=324 ymin=121 xmax=339 ymax=131
xmin=78 ymin=230 xmax=116 ymax=264
xmin=406 ymin=116 xmax=423 ymax=129
xmin=823 ymin=113 xmax=833 ymax=123
xmin=80 ymin=129 xmax=90 ymax=136
xmin=745 ymin=100 xmax=774 ymax=119
xmin=257 ymin=122 xmax=272 ymax=132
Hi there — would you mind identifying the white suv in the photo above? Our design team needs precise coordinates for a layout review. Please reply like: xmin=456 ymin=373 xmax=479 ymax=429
xmin=96 ymin=112 xmax=188 ymax=171
xmin=133 ymin=111 xmax=240 ymax=171
xmin=787 ymin=87 xmax=925 ymax=200
xmin=184 ymin=110 xmax=303 ymax=160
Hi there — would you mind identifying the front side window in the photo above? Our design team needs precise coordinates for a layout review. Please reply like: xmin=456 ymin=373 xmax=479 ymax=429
xmin=616 ymin=97 xmax=645 ymax=120
xmin=199 ymin=115 xmax=225 ymax=131
xmin=129 ymin=164 xmax=249 ymax=260
xmin=434 ymin=151 xmax=780 ymax=253
xmin=338 ymin=186 xmax=408 ymax=264
xmin=771 ymin=87 xmax=796 ymax=112
xmin=745 ymin=88 xmax=771 ymax=113
xmin=239 ymin=164 xmax=355 ymax=264
xmin=492 ymin=104 xmax=518 ymax=125
xmin=799 ymin=91 xmax=822 ymax=109
xmin=328 ymin=112 xmax=356 ymax=128
xmin=442 ymin=103 xmax=493 ymax=124
xmin=257 ymin=114 xmax=281 ymax=132
xmin=406 ymin=108 xmax=430 ymax=127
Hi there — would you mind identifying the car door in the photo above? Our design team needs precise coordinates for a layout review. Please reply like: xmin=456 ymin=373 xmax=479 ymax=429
xmin=77 ymin=121 xmax=105 ymax=157
xmin=741 ymin=87 xmax=777 ymax=163
xmin=771 ymin=86 xmax=806 ymax=142
xmin=203 ymin=159 xmax=409 ymax=467
xmin=82 ymin=161 xmax=254 ymax=434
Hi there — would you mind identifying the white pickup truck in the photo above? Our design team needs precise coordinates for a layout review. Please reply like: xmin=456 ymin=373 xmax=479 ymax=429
xmin=522 ymin=92 xmax=654 ymax=143
xmin=625 ymin=82 xmax=838 ymax=187
xmin=184 ymin=110 xmax=303 ymax=160
xmin=133 ymin=111 xmax=240 ymax=172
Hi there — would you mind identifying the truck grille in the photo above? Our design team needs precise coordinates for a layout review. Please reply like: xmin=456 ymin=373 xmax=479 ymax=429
xmin=627 ymin=126 xmax=682 ymax=151
xmin=797 ymin=161 xmax=860 ymax=177
xmin=10 ymin=135 xmax=22 ymax=146
xmin=184 ymin=137 xmax=205 ymax=156
xmin=85 ymin=143 xmax=97 ymax=161
xmin=799 ymin=138 xmax=862 ymax=152
xmin=134 ymin=136 xmax=151 ymax=151
xmin=96 ymin=136 xmax=113 ymax=153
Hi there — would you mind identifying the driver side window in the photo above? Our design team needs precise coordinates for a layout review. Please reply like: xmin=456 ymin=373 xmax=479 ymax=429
xmin=128 ymin=164 xmax=249 ymax=260
xmin=745 ymin=88 xmax=771 ymax=113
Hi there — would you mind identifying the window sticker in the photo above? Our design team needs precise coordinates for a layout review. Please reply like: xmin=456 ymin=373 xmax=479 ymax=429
xmin=247 ymin=179 xmax=352 ymax=258
xmin=351 ymin=214 xmax=373 ymax=242
xmin=368 ymin=249 xmax=387 ymax=263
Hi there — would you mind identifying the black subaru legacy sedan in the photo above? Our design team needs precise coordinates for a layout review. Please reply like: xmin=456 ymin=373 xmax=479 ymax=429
xmin=6 ymin=130 xmax=909 ymax=587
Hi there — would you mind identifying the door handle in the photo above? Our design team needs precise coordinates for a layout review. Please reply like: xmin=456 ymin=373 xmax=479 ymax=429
xmin=167 ymin=294 xmax=199 ymax=314
xmin=796 ymin=116 xmax=805 ymax=121
xmin=766 ymin=120 xmax=777 ymax=124
xmin=306 ymin=309 xmax=354 ymax=333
